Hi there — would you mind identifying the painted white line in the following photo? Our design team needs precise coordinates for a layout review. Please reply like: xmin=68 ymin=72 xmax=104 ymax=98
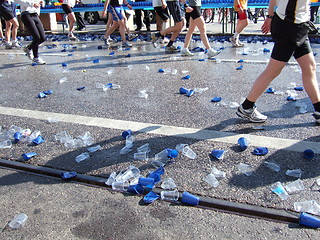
xmin=0 ymin=106 xmax=319 ymax=153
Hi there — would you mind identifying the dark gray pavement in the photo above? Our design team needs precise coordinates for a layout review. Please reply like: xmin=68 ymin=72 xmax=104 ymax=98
xmin=1 ymin=17 xmax=320 ymax=239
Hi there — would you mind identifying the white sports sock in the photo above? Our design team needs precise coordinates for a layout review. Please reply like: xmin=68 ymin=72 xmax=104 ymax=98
xmin=233 ymin=32 xmax=240 ymax=39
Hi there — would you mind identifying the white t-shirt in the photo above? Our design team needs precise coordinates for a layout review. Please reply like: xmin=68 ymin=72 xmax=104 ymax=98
xmin=63 ymin=0 xmax=76 ymax=8
xmin=152 ymin=0 xmax=163 ymax=7
xmin=15 ymin=0 xmax=43 ymax=15
xmin=276 ymin=0 xmax=310 ymax=23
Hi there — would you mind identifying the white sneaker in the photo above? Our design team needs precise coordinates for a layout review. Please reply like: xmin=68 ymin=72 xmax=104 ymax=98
xmin=33 ymin=57 xmax=46 ymax=65
xmin=181 ymin=48 xmax=194 ymax=56
xmin=5 ymin=42 xmax=12 ymax=49
xmin=160 ymin=37 xmax=170 ymax=44
xmin=236 ymin=39 xmax=245 ymax=47
xmin=22 ymin=46 xmax=33 ymax=60
xmin=11 ymin=41 xmax=21 ymax=48
xmin=229 ymin=36 xmax=243 ymax=47
xmin=236 ymin=105 xmax=268 ymax=123
xmin=68 ymin=33 xmax=77 ymax=40
xmin=207 ymin=48 xmax=221 ymax=58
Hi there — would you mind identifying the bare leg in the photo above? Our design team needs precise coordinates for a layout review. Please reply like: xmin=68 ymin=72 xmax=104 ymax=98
xmin=183 ymin=18 xmax=196 ymax=48
xmin=161 ymin=20 xmax=185 ymax=41
xmin=5 ymin=21 xmax=12 ymax=42
xmin=194 ymin=16 xmax=211 ymax=50
xmin=246 ymin=58 xmax=286 ymax=102
xmin=296 ymin=53 xmax=320 ymax=104
xmin=67 ymin=12 xmax=76 ymax=34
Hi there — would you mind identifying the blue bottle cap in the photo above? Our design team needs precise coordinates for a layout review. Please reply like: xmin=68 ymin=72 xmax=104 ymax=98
xmin=109 ymin=51 xmax=115 ymax=55
xmin=158 ymin=68 xmax=165 ymax=73
xmin=68 ymin=53 xmax=73 ymax=56
xmin=186 ymin=90 xmax=195 ymax=97
xmin=126 ymin=54 xmax=131 ymax=57
xmin=62 ymin=62 xmax=68 ymax=67
xmin=143 ymin=191 xmax=160 ymax=204
xmin=61 ymin=171 xmax=77 ymax=179
xmin=43 ymin=90 xmax=53 ymax=95
xmin=263 ymin=48 xmax=270 ymax=52
xmin=106 ymin=83 xmax=113 ymax=88
xmin=198 ymin=59 xmax=205 ymax=61
xmin=303 ymin=149 xmax=315 ymax=160
xmin=165 ymin=148 xmax=178 ymax=158
xmin=147 ymin=172 xmax=161 ymax=184
xmin=236 ymin=65 xmax=243 ymax=70
xmin=98 ymin=45 xmax=103 ymax=49
xmin=14 ymin=132 xmax=22 ymax=143
xmin=149 ymin=166 xmax=165 ymax=176
xmin=181 ymin=191 xmax=199 ymax=205
xmin=93 ymin=58 xmax=99 ymax=63
xmin=182 ymin=75 xmax=191 ymax=80
xmin=22 ymin=152 xmax=37 ymax=160
xmin=211 ymin=149 xmax=225 ymax=160
xmin=294 ymin=87 xmax=304 ymax=91
xmin=211 ymin=97 xmax=222 ymax=102
xmin=238 ymin=59 xmax=244 ymax=63
xmin=32 ymin=135 xmax=45 ymax=145
xmin=252 ymin=147 xmax=268 ymax=155
xmin=121 ymin=129 xmax=132 ymax=139
xmin=38 ymin=92 xmax=47 ymax=98
xmin=299 ymin=212 xmax=320 ymax=228
xmin=179 ymin=87 xmax=189 ymax=94
xmin=266 ymin=87 xmax=275 ymax=93
xmin=242 ymin=52 xmax=248 ymax=55
xmin=32 ymin=62 xmax=37 ymax=66
xmin=238 ymin=137 xmax=248 ymax=151
xmin=61 ymin=49 xmax=67 ymax=52
xmin=127 ymin=184 xmax=144 ymax=194
xmin=77 ymin=86 xmax=85 ymax=91
xmin=287 ymin=96 xmax=297 ymax=101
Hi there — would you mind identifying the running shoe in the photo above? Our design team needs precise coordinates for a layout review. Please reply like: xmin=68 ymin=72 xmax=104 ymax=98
xmin=165 ymin=45 xmax=180 ymax=53
xmin=68 ymin=33 xmax=77 ymax=41
xmin=22 ymin=46 xmax=33 ymax=60
xmin=104 ymin=37 xmax=112 ymax=46
xmin=128 ymin=33 xmax=138 ymax=41
xmin=229 ymin=36 xmax=244 ymax=47
xmin=11 ymin=41 xmax=21 ymax=48
xmin=122 ymin=41 xmax=132 ymax=48
xmin=181 ymin=48 xmax=194 ymax=56
xmin=207 ymin=48 xmax=221 ymax=58
xmin=5 ymin=42 xmax=12 ymax=49
xmin=33 ymin=57 xmax=46 ymax=65
xmin=313 ymin=111 xmax=320 ymax=124
xmin=151 ymin=32 xmax=160 ymax=47
xmin=160 ymin=37 xmax=170 ymax=44
xmin=236 ymin=104 xmax=268 ymax=123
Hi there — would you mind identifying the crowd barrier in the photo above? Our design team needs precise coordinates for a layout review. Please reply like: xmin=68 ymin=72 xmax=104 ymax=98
xmin=40 ymin=0 xmax=320 ymax=13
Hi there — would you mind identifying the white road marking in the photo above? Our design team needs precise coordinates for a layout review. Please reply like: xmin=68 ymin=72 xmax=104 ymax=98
xmin=0 ymin=106 xmax=319 ymax=153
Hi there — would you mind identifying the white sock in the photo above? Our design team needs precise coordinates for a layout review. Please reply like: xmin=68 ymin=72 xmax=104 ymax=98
xmin=233 ymin=32 xmax=240 ymax=39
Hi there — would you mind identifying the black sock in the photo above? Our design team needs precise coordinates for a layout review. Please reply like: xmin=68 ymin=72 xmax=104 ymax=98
xmin=167 ymin=41 xmax=174 ymax=47
xmin=242 ymin=99 xmax=255 ymax=110
xmin=313 ymin=102 xmax=320 ymax=112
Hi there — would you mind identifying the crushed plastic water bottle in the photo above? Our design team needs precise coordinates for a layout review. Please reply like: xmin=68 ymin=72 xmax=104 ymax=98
xmin=137 ymin=143 xmax=151 ymax=153
xmin=294 ymin=200 xmax=320 ymax=215
xmin=138 ymin=90 xmax=148 ymax=99
xmin=175 ymin=144 xmax=196 ymax=159
xmin=295 ymin=101 xmax=308 ymax=114
xmin=264 ymin=161 xmax=280 ymax=172
xmin=271 ymin=182 xmax=289 ymax=200
xmin=203 ymin=173 xmax=219 ymax=188
xmin=238 ymin=163 xmax=254 ymax=176
xmin=285 ymin=179 xmax=305 ymax=194
xmin=285 ymin=169 xmax=302 ymax=178
xmin=87 ymin=145 xmax=102 ymax=153
xmin=161 ymin=178 xmax=177 ymax=190
xmin=75 ymin=152 xmax=90 ymax=163
xmin=134 ymin=152 xmax=148 ymax=161
xmin=0 ymin=139 xmax=12 ymax=148
xmin=211 ymin=166 xmax=226 ymax=179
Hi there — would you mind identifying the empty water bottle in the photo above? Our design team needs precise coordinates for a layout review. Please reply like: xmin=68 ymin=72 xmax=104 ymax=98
xmin=161 ymin=178 xmax=177 ymax=190
xmin=211 ymin=166 xmax=226 ymax=179
xmin=8 ymin=213 xmax=28 ymax=229
xmin=264 ymin=161 xmax=280 ymax=172
xmin=271 ymin=182 xmax=289 ymax=200
xmin=203 ymin=173 xmax=219 ymax=188
xmin=285 ymin=179 xmax=305 ymax=194
xmin=238 ymin=163 xmax=253 ymax=176
xmin=285 ymin=169 xmax=302 ymax=178
xmin=87 ymin=145 xmax=102 ymax=153
xmin=75 ymin=152 xmax=90 ymax=163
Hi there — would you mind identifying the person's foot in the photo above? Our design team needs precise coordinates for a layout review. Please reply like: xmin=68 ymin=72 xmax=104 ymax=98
xmin=33 ymin=57 xmax=46 ymax=65
xmin=165 ymin=45 xmax=180 ymax=53
xmin=151 ymin=32 xmax=161 ymax=47
xmin=11 ymin=41 xmax=21 ymax=48
xmin=181 ymin=48 xmax=194 ymax=56
xmin=5 ymin=42 xmax=12 ymax=49
xmin=128 ymin=33 xmax=138 ymax=41
xmin=313 ymin=111 xmax=320 ymax=124
xmin=68 ymin=33 xmax=77 ymax=40
xmin=236 ymin=104 xmax=268 ymax=123
xmin=207 ymin=48 xmax=221 ymax=58
xmin=122 ymin=41 xmax=132 ymax=48
xmin=229 ymin=36 xmax=243 ymax=47
xmin=159 ymin=37 xmax=170 ymax=44
xmin=22 ymin=46 xmax=33 ymax=60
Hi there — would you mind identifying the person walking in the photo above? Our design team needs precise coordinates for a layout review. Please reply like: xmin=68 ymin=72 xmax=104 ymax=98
xmin=61 ymin=0 xmax=77 ymax=40
xmin=17 ymin=0 xmax=46 ymax=64
xmin=181 ymin=0 xmax=220 ymax=58
xmin=151 ymin=0 xmax=187 ymax=53
xmin=229 ymin=0 xmax=248 ymax=47
xmin=135 ymin=0 xmax=150 ymax=31
xmin=0 ymin=0 xmax=19 ymax=49
xmin=102 ymin=0 xmax=133 ymax=48
xmin=236 ymin=0 xmax=320 ymax=124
